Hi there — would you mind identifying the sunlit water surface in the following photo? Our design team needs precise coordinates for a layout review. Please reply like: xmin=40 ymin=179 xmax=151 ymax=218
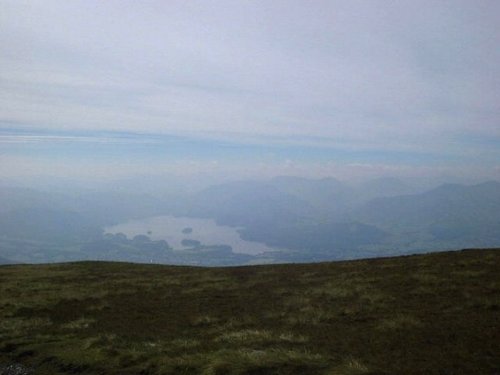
xmin=105 ymin=215 xmax=277 ymax=255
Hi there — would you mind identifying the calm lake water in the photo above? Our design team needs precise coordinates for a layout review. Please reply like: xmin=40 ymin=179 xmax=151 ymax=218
xmin=105 ymin=215 xmax=277 ymax=255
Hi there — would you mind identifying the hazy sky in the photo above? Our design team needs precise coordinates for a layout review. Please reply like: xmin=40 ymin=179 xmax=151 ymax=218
xmin=1 ymin=0 xmax=499 ymax=183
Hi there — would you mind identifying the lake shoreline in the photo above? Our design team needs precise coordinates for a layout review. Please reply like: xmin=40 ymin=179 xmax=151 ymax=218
xmin=105 ymin=215 xmax=281 ymax=255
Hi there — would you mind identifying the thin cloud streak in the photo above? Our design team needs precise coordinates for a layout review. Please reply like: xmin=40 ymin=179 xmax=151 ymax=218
xmin=0 ymin=134 xmax=160 ymax=145
xmin=1 ymin=0 xmax=499 ymax=181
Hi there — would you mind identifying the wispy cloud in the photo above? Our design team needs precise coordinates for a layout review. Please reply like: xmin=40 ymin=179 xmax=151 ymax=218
xmin=1 ymin=0 xmax=499 ymax=181
xmin=0 ymin=133 xmax=159 ymax=145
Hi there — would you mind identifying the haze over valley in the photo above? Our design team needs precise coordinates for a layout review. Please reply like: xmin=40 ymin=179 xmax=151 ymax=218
xmin=1 ymin=176 xmax=499 ymax=266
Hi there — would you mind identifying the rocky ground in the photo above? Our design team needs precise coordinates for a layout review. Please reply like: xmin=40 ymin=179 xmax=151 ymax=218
xmin=0 ymin=364 xmax=34 ymax=375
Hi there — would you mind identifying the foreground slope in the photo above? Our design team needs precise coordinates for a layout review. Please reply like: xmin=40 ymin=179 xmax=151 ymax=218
xmin=0 ymin=249 xmax=499 ymax=375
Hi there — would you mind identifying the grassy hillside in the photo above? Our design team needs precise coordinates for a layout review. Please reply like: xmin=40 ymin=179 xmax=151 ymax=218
xmin=0 ymin=249 xmax=499 ymax=375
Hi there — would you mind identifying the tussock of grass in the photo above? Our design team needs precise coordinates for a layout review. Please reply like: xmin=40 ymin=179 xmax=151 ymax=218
xmin=287 ymin=305 xmax=335 ymax=325
xmin=191 ymin=315 xmax=220 ymax=327
xmin=215 ymin=329 xmax=274 ymax=344
xmin=202 ymin=348 xmax=327 ymax=375
xmin=215 ymin=329 xmax=308 ymax=344
xmin=327 ymin=359 xmax=370 ymax=375
xmin=313 ymin=284 xmax=355 ymax=299
xmin=376 ymin=315 xmax=422 ymax=331
xmin=0 ymin=317 xmax=52 ymax=334
xmin=60 ymin=317 xmax=95 ymax=330
xmin=277 ymin=332 xmax=309 ymax=343
xmin=410 ymin=272 xmax=443 ymax=284
xmin=169 ymin=338 xmax=201 ymax=349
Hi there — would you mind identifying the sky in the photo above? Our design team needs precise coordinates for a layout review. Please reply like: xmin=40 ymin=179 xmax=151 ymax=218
xmin=1 ymin=0 xmax=499 ymax=184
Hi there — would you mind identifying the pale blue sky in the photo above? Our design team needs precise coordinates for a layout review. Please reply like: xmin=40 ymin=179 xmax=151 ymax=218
xmin=1 ymin=0 xmax=499 ymax=183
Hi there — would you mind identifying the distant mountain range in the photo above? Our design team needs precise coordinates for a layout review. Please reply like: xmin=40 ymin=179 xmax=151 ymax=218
xmin=0 ymin=256 xmax=15 ymax=265
xmin=355 ymin=181 xmax=500 ymax=228
xmin=169 ymin=178 xmax=500 ymax=259
xmin=353 ymin=180 xmax=500 ymax=251
xmin=176 ymin=180 xmax=315 ymax=226
xmin=0 ymin=178 xmax=499 ymax=264
xmin=175 ymin=175 xmax=421 ymax=224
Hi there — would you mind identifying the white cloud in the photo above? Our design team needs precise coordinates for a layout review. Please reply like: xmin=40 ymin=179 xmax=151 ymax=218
xmin=0 ymin=0 xmax=499 ymax=177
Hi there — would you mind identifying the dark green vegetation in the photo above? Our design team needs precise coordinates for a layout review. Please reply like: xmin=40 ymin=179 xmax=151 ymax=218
xmin=1 ymin=249 xmax=499 ymax=374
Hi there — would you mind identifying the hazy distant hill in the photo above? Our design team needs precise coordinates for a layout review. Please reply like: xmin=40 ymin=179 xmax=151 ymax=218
xmin=0 ymin=187 xmax=173 ymax=264
xmin=183 ymin=176 xmax=424 ymax=223
xmin=0 ymin=256 xmax=15 ymax=265
xmin=0 ymin=249 xmax=498 ymax=374
xmin=71 ymin=191 xmax=168 ymax=225
xmin=0 ymin=207 xmax=101 ymax=243
xmin=0 ymin=187 xmax=167 ymax=226
xmin=354 ymin=176 xmax=418 ymax=202
xmin=0 ymin=186 xmax=70 ymax=213
xmin=355 ymin=181 xmax=500 ymax=248
xmin=1 ymin=179 xmax=499 ymax=265
xmin=177 ymin=180 xmax=315 ymax=226
xmin=174 ymin=179 xmax=390 ymax=259
xmin=183 ymin=178 xmax=500 ymax=258
xmin=268 ymin=176 xmax=354 ymax=218
xmin=239 ymin=220 xmax=388 ymax=260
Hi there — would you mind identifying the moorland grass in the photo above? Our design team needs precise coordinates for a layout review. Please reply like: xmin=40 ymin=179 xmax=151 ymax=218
xmin=0 ymin=249 xmax=499 ymax=374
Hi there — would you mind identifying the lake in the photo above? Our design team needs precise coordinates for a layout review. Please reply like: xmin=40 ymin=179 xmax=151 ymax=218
xmin=105 ymin=215 xmax=278 ymax=255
